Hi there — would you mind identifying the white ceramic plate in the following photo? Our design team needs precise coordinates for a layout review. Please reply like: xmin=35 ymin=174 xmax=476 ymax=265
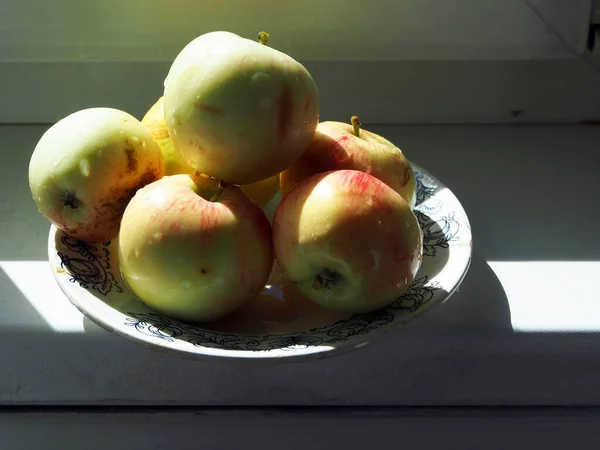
xmin=49 ymin=162 xmax=472 ymax=362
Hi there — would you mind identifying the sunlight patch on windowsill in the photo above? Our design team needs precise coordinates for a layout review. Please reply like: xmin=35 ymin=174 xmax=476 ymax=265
xmin=487 ymin=261 xmax=600 ymax=333
xmin=0 ymin=261 xmax=84 ymax=333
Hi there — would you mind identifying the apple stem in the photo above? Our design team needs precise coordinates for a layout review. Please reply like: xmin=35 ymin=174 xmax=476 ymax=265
xmin=210 ymin=180 xmax=227 ymax=202
xmin=351 ymin=116 xmax=361 ymax=138
xmin=258 ymin=31 xmax=270 ymax=46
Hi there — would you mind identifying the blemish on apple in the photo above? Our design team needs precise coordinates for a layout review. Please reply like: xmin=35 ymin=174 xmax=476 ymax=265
xmin=194 ymin=101 xmax=225 ymax=115
xmin=401 ymin=165 xmax=411 ymax=187
xmin=125 ymin=146 xmax=137 ymax=173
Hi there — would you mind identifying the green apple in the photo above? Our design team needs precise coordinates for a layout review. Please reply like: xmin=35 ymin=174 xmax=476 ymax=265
xmin=141 ymin=95 xmax=281 ymax=208
xmin=118 ymin=173 xmax=274 ymax=323
xmin=163 ymin=30 xmax=319 ymax=185
xmin=280 ymin=116 xmax=416 ymax=208
xmin=273 ymin=169 xmax=423 ymax=314
xmin=29 ymin=107 xmax=165 ymax=243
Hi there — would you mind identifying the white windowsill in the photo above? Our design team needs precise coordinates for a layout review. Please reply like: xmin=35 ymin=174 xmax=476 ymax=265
xmin=2 ymin=123 xmax=600 ymax=406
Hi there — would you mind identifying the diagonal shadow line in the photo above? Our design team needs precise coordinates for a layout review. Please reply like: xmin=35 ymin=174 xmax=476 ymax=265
xmin=0 ymin=267 xmax=51 ymax=331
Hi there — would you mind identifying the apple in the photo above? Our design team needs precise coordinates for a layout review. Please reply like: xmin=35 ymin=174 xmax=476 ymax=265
xmin=118 ymin=173 xmax=274 ymax=323
xmin=273 ymin=169 xmax=423 ymax=314
xmin=163 ymin=30 xmax=319 ymax=185
xmin=141 ymin=96 xmax=197 ymax=176
xmin=29 ymin=107 xmax=165 ymax=243
xmin=280 ymin=116 xmax=417 ymax=208
xmin=141 ymin=96 xmax=280 ymax=208
xmin=238 ymin=173 xmax=280 ymax=209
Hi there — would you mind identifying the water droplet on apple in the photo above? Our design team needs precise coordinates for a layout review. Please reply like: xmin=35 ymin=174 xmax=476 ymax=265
xmin=119 ymin=130 xmax=125 ymax=134
xmin=153 ymin=231 xmax=163 ymax=241
xmin=180 ymin=281 xmax=192 ymax=290
xmin=134 ymin=248 xmax=140 ymax=258
xmin=79 ymin=159 xmax=90 ymax=177
xmin=173 ymin=129 xmax=178 ymax=136
xmin=259 ymin=98 xmax=272 ymax=110
xmin=141 ymin=140 xmax=146 ymax=148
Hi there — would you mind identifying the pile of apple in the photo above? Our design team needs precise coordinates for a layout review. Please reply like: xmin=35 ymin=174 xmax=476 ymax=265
xmin=28 ymin=31 xmax=423 ymax=324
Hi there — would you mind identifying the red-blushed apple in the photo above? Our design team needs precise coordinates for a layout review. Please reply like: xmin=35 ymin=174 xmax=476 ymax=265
xmin=163 ymin=30 xmax=319 ymax=185
xmin=28 ymin=107 xmax=165 ymax=243
xmin=273 ymin=169 xmax=423 ymax=314
xmin=142 ymin=95 xmax=281 ymax=208
xmin=118 ymin=173 xmax=274 ymax=323
xmin=280 ymin=116 xmax=416 ymax=208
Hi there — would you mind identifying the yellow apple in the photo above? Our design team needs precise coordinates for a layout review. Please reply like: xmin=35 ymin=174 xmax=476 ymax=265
xmin=273 ymin=169 xmax=423 ymax=313
xmin=238 ymin=173 xmax=280 ymax=208
xmin=29 ymin=107 xmax=165 ymax=243
xmin=141 ymin=96 xmax=196 ymax=176
xmin=118 ymin=173 xmax=274 ymax=323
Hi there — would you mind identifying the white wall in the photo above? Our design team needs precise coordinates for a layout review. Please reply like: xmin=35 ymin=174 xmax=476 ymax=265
xmin=1 ymin=0 xmax=598 ymax=124
xmin=0 ymin=0 xmax=592 ymax=62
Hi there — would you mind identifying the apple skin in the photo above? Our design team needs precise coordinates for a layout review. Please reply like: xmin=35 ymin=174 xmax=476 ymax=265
xmin=142 ymin=95 xmax=280 ymax=208
xmin=273 ymin=169 xmax=423 ymax=314
xmin=280 ymin=121 xmax=416 ymax=208
xmin=238 ymin=173 xmax=280 ymax=209
xmin=29 ymin=107 xmax=165 ymax=243
xmin=141 ymin=96 xmax=197 ymax=176
xmin=118 ymin=173 xmax=274 ymax=323
xmin=163 ymin=31 xmax=319 ymax=185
